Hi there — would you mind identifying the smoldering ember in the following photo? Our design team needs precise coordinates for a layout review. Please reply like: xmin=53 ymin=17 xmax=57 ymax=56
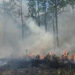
xmin=0 ymin=0 xmax=75 ymax=75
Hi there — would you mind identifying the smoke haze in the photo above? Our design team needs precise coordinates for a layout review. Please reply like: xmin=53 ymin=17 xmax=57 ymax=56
xmin=0 ymin=0 xmax=75 ymax=58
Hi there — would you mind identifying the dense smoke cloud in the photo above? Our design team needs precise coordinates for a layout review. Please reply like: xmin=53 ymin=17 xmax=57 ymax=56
xmin=0 ymin=0 xmax=75 ymax=59
xmin=58 ymin=5 xmax=75 ymax=54
xmin=0 ymin=0 xmax=54 ymax=58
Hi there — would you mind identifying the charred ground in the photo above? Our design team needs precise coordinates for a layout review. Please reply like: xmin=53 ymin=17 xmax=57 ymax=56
xmin=0 ymin=52 xmax=75 ymax=75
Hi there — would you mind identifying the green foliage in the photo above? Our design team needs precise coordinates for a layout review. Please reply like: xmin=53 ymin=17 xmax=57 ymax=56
xmin=35 ymin=55 xmax=40 ymax=59
xmin=28 ymin=0 xmax=75 ymax=16
xmin=44 ymin=54 xmax=51 ymax=60
xmin=28 ymin=0 xmax=36 ymax=18
xmin=44 ymin=71 xmax=47 ymax=75
xmin=57 ymin=69 xmax=62 ymax=75
xmin=69 ymin=65 xmax=73 ymax=75
xmin=67 ymin=0 xmax=75 ymax=5
xmin=69 ymin=70 xmax=73 ymax=75
xmin=58 ymin=0 xmax=67 ymax=8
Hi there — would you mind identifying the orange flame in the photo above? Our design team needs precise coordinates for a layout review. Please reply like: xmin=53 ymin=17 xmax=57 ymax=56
xmin=63 ymin=50 xmax=68 ymax=58
xmin=29 ymin=53 xmax=33 ymax=58
xmin=73 ymin=54 xmax=75 ymax=61
xmin=68 ymin=55 xmax=73 ymax=60
xmin=49 ymin=52 xmax=54 ymax=56
xmin=40 ymin=55 xmax=45 ymax=59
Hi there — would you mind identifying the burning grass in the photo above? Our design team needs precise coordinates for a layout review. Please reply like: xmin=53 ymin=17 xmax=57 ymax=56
xmin=0 ymin=50 xmax=75 ymax=75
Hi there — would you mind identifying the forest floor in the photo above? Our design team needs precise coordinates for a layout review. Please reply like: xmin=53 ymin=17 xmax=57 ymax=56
xmin=0 ymin=67 xmax=75 ymax=75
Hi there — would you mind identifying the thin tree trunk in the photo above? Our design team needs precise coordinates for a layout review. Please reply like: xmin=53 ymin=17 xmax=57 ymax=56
xmin=20 ymin=0 xmax=24 ymax=39
xmin=72 ymin=5 xmax=74 ymax=16
xmin=45 ymin=1 xmax=47 ymax=31
xmin=55 ymin=0 xmax=59 ymax=47
xmin=37 ymin=0 xmax=40 ymax=26
xmin=53 ymin=10 xmax=56 ymax=49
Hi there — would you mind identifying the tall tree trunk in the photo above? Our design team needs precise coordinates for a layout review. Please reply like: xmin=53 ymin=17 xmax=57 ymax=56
xmin=20 ymin=0 xmax=24 ymax=39
xmin=54 ymin=0 xmax=59 ymax=47
xmin=37 ymin=0 xmax=40 ymax=26
xmin=45 ymin=1 xmax=47 ymax=31
xmin=52 ymin=10 xmax=56 ymax=49
xmin=71 ymin=5 xmax=74 ymax=16
xmin=34 ymin=1 xmax=37 ymax=20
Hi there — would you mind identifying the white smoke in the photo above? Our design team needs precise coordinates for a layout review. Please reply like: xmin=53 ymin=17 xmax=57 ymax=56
xmin=58 ymin=5 xmax=75 ymax=54
xmin=0 ymin=1 xmax=75 ymax=59
xmin=0 ymin=0 xmax=54 ymax=58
